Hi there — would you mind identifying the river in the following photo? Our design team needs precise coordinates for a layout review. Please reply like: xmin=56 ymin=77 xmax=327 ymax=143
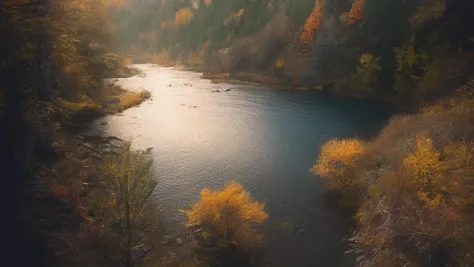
xmin=87 ymin=64 xmax=389 ymax=266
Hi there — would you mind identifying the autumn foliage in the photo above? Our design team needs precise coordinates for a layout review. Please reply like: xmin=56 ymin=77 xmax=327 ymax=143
xmin=186 ymin=181 xmax=268 ymax=248
xmin=313 ymin=91 xmax=474 ymax=266
xmin=175 ymin=7 xmax=193 ymax=26
xmin=348 ymin=0 xmax=364 ymax=24
xmin=411 ymin=0 xmax=446 ymax=26
xmin=300 ymin=0 xmax=322 ymax=45
xmin=356 ymin=53 xmax=381 ymax=91
xmin=312 ymin=138 xmax=364 ymax=192
xmin=223 ymin=8 xmax=245 ymax=26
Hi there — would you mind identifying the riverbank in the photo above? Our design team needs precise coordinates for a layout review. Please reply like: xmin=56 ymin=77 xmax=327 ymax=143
xmin=58 ymin=83 xmax=151 ymax=128
xmin=201 ymin=71 xmax=305 ymax=91
xmin=102 ymin=83 xmax=151 ymax=114
xmin=15 ymin=68 xmax=156 ymax=267
xmin=132 ymin=55 xmax=325 ymax=91
xmin=148 ymin=59 xmax=383 ymax=101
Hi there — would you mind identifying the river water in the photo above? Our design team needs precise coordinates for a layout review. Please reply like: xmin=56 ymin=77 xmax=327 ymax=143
xmin=88 ymin=64 xmax=389 ymax=266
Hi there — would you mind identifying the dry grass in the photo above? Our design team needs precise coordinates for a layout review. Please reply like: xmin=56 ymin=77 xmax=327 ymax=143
xmin=116 ymin=90 xmax=151 ymax=110
xmin=103 ymin=85 xmax=151 ymax=114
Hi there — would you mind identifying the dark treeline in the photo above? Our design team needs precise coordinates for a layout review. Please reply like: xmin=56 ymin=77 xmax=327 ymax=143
xmin=0 ymin=1 xmax=137 ymax=266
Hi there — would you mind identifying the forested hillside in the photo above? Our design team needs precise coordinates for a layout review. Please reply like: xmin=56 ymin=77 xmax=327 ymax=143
xmin=308 ymin=1 xmax=474 ymax=266
xmin=108 ymin=0 xmax=474 ymax=106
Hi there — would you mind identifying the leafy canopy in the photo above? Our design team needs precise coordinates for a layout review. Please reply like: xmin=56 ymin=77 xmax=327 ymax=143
xmin=186 ymin=181 xmax=267 ymax=248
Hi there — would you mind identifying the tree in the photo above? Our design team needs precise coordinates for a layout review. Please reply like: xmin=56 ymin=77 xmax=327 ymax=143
xmin=175 ymin=7 xmax=194 ymax=26
xmin=411 ymin=0 xmax=446 ymax=27
xmin=300 ymin=0 xmax=322 ymax=45
xmin=349 ymin=0 xmax=364 ymax=24
xmin=186 ymin=181 xmax=267 ymax=249
xmin=356 ymin=53 xmax=381 ymax=91
xmin=312 ymin=138 xmax=364 ymax=207
xmin=102 ymin=144 xmax=158 ymax=267
xmin=312 ymin=138 xmax=364 ymax=190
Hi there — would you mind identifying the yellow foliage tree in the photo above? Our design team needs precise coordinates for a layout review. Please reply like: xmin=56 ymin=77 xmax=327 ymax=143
xmin=312 ymin=138 xmax=364 ymax=193
xmin=394 ymin=34 xmax=420 ymax=101
xmin=339 ymin=12 xmax=350 ymax=25
xmin=175 ymin=7 xmax=193 ymax=26
xmin=403 ymin=133 xmax=441 ymax=186
xmin=186 ymin=181 xmax=268 ymax=248
xmin=275 ymin=58 xmax=285 ymax=69
xmin=356 ymin=53 xmax=381 ymax=91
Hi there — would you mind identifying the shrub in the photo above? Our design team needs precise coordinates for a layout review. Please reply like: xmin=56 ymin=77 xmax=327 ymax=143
xmin=311 ymin=138 xmax=365 ymax=207
xmin=185 ymin=181 xmax=267 ymax=249
xmin=402 ymin=133 xmax=442 ymax=185
xmin=312 ymin=138 xmax=364 ymax=191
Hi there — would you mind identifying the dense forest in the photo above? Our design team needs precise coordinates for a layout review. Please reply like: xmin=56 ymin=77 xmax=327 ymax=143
xmin=2 ymin=0 xmax=474 ymax=267
xmin=107 ymin=0 xmax=474 ymax=105
xmin=1 ymin=1 xmax=148 ymax=266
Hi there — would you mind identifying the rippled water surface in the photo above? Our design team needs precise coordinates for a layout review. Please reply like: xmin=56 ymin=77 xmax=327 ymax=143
xmin=88 ymin=64 xmax=389 ymax=266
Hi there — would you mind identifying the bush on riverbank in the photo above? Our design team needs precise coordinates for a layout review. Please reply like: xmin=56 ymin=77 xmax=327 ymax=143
xmin=312 ymin=86 xmax=474 ymax=266
xmin=312 ymin=138 xmax=365 ymax=207
xmin=186 ymin=181 xmax=268 ymax=265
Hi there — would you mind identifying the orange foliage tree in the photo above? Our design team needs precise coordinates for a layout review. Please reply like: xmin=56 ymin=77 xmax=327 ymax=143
xmin=224 ymin=8 xmax=245 ymax=26
xmin=186 ymin=181 xmax=268 ymax=248
xmin=300 ymin=0 xmax=322 ymax=45
xmin=175 ymin=7 xmax=193 ymax=26
xmin=349 ymin=0 xmax=365 ymax=24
